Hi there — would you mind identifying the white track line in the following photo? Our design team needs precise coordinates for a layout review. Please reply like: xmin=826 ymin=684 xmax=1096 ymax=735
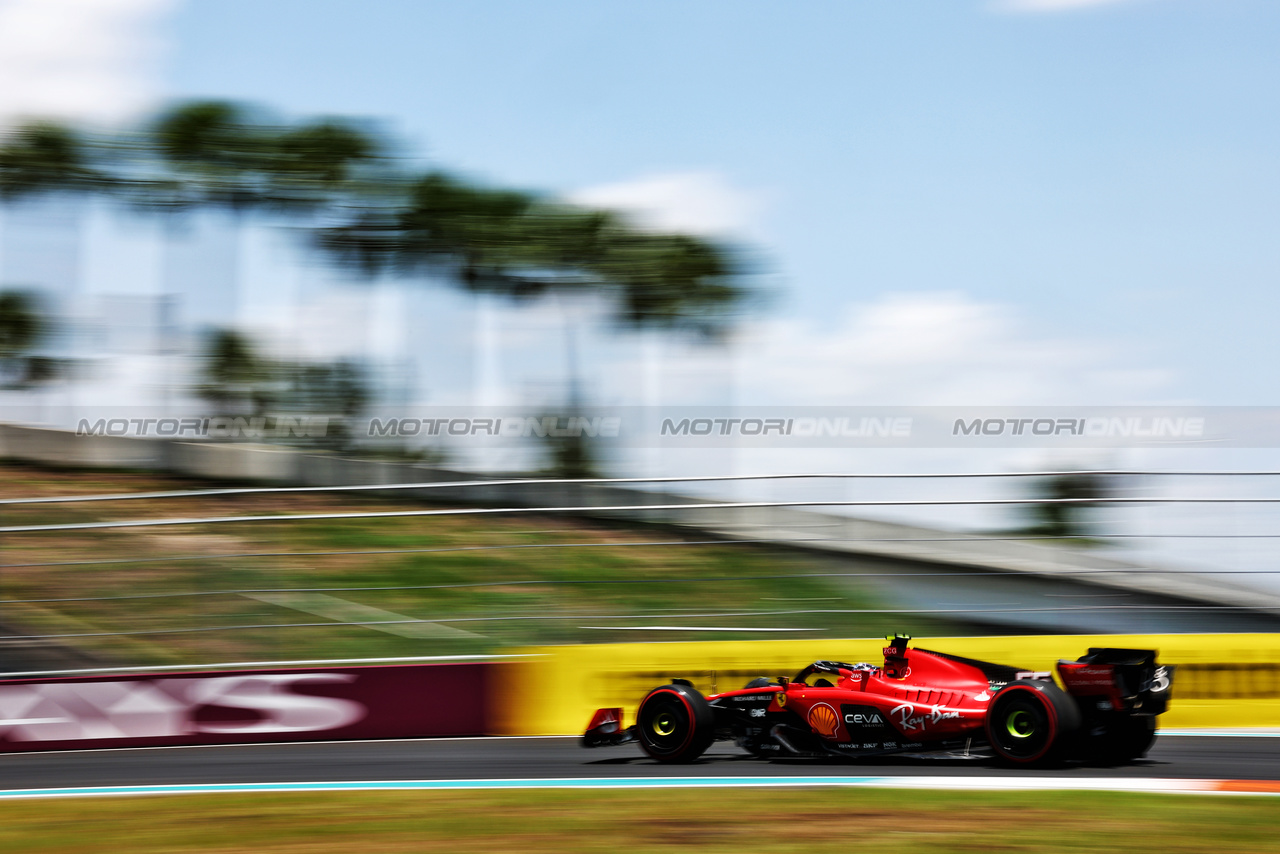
xmin=0 ymin=735 xmax=580 ymax=757
xmin=0 ymin=729 xmax=1271 ymax=758
xmin=1157 ymin=728 xmax=1280 ymax=737
xmin=0 ymin=653 xmax=539 ymax=680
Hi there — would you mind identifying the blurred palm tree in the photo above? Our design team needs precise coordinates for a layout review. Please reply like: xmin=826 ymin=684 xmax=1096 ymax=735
xmin=3 ymin=103 xmax=750 ymax=335
xmin=281 ymin=359 xmax=370 ymax=450
xmin=1 ymin=103 xmax=754 ymax=466
xmin=1022 ymin=471 xmax=1117 ymax=540
xmin=148 ymin=101 xmax=388 ymax=211
xmin=269 ymin=118 xmax=388 ymax=207
xmin=151 ymin=101 xmax=261 ymax=208
xmin=318 ymin=171 xmax=751 ymax=474
xmin=3 ymin=105 xmax=750 ymax=339
xmin=0 ymin=127 xmax=97 ymax=394
xmin=198 ymin=327 xmax=370 ymax=448
xmin=0 ymin=122 xmax=103 ymax=199
xmin=0 ymin=290 xmax=48 ymax=387
xmin=318 ymin=171 xmax=747 ymax=332
xmin=144 ymin=102 xmax=392 ymax=398
xmin=198 ymin=328 xmax=274 ymax=416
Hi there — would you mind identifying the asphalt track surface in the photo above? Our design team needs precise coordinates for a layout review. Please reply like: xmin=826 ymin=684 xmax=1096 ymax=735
xmin=1 ymin=735 xmax=1276 ymax=790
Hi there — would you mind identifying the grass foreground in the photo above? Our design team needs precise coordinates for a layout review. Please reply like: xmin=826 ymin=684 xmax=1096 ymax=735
xmin=0 ymin=789 xmax=1274 ymax=853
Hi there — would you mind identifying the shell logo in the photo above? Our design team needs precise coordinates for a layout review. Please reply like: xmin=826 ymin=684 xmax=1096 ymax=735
xmin=807 ymin=702 xmax=840 ymax=739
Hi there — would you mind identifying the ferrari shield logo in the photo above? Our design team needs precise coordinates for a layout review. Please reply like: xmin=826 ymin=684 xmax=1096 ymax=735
xmin=776 ymin=692 xmax=786 ymax=708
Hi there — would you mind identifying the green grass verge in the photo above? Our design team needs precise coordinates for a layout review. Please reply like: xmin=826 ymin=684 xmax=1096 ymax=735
xmin=0 ymin=789 xmax=1273 ymax=853
xmin=0 ymin=462 xmax=968 ymax=666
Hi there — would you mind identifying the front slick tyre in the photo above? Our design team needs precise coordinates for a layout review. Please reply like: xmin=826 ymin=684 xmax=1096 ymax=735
xmin=985 ymin=681 xmax=1081 ymax=767
xmin=635 ymin=684 xmax=715 ymax=763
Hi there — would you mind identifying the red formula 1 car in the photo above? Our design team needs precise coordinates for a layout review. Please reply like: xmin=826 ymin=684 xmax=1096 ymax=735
xmin=583 ymin=636 xmax=1174 ymax=766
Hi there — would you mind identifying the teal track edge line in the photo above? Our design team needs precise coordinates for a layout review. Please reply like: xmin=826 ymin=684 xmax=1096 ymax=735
xmin=0 ymin=776 xmax=1277 ymax=799
xmin=0 ymin=778 xmax=891 ymax=799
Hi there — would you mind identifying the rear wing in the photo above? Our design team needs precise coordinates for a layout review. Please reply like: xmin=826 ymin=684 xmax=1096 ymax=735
xmin=1056 ymin=648 xmax=1174 ymax=715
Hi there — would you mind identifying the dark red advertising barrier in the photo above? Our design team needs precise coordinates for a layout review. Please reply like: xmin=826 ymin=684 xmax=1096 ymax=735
xmin=0 ymin=662 xmax=492 ymax=753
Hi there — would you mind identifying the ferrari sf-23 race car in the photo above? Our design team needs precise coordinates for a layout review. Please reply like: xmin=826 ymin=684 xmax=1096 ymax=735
xmin=583 ymin=636 xmax=1174 ymax=766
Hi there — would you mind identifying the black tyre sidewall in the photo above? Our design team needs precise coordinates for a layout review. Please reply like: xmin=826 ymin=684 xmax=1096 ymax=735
xmin=636 ymin=684 xmax=715 ymax=763
xmin=1104 ymin=715 xmax=1157 ymax=762
xmin=986 ymin=683 xmax=1072 ymax=765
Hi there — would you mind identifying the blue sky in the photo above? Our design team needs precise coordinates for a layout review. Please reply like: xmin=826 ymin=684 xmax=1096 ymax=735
xmin=146 ymin=0 xmax=1280 ymax=403
xmin=2 ymin=0 xmax=1279 ymax=410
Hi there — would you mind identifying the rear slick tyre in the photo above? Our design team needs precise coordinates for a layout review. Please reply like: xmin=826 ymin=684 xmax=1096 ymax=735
xmin=635 ymin=684 xmax=715 ymax=763
xmin=1103 ymin=715 xmax=1157 ymax=763
xmin=985 ymin=681 xmax=1080 ymax=766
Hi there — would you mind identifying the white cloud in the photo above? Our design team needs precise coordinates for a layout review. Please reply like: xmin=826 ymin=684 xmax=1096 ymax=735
xmin=567 ymin=171 xmax=765 ymax=238
xmin=0 ymin=0 xmax=174 ymax=128
xmin=637 ymin=291 xmax=1170 ymax=406
xmin=742 ymin=292 xmax=1170 ymax=405
xmin=993 ymin=0 xmax=1161 ymax=12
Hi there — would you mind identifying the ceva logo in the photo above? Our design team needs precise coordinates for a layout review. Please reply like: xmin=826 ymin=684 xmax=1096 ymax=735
xmin=844 ymin=712 xmax=884 ymax=725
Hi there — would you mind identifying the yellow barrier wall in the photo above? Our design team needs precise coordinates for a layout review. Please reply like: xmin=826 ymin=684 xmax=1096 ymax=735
xmin=495 ymin=634 xmax=1280 ymax=735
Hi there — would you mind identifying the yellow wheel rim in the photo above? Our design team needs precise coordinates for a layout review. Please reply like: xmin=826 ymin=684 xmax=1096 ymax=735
xmin=1007 ymin=709 xmax=1035 ymax=739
